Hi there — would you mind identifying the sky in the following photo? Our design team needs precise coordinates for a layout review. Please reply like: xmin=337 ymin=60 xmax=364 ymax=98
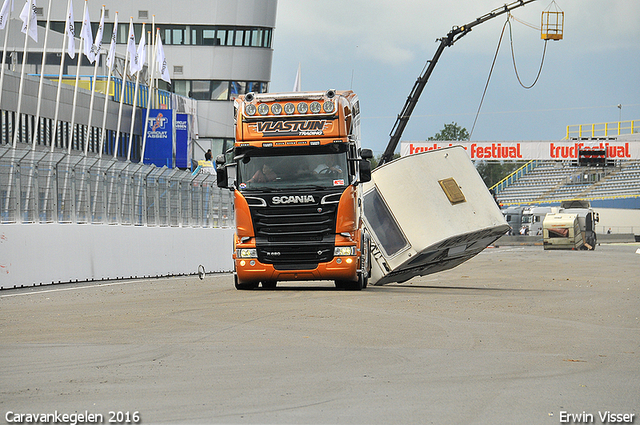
xmin=268 ymin=0 xmax=640 ymax=156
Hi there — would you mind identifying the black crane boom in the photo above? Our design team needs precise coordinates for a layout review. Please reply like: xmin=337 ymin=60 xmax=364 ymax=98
xmin=379 ymin=0 xmax=537 ymax=165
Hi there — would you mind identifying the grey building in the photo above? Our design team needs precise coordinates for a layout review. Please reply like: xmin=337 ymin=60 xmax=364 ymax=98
xmin=1 ymin=0 xmax=277 ymax=163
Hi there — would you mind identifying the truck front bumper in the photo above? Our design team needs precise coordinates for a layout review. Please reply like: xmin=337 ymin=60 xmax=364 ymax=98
xmin=235 ymin=256 xmax=358 ymax=284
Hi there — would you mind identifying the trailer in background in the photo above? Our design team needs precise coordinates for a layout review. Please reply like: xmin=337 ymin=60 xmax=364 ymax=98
xmin=542 ymin=213 xmax=584 ymax=250
xmin=542 ymin=200 xmax=599 ymax=250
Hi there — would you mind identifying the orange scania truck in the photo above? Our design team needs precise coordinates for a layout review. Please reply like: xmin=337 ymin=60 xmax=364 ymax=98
xmin=216 ymin=90 xmax=373 ymax=290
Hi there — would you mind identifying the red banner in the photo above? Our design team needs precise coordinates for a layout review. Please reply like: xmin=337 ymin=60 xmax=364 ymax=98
xmin=400 ymin=140 xmax=640 ymax=160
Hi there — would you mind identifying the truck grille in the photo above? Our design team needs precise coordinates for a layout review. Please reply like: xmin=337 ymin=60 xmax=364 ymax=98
xmin=251 ymin=203 xmax=337 ymax=266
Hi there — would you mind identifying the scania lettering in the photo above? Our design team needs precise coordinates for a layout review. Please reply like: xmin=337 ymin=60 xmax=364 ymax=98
xmin=217 ymin=90 xmax=373 ymax=290
xmin=272 ymin=195 xmax=315 ymax=205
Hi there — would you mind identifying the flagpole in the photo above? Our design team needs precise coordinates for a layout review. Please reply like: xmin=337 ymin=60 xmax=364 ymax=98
xmin=30 ymin=0 xmax=53 ymax=150
xmin=12 ymin=0 xmax=34 ymax=148
xmin=127 ymin=22 xmax=144 ymax=162
xmin=141 ymin=20 xmax=156 ymax=164
xmin=114 ymin=17 xmax=134 ymax=159
xmin=42 ymin=0 xmax=72 ymax=220
xmin=51 ymin=0 xmax=73 ymax=153
xmin=98 ymin=11 xmax=117 ymax=158
xmin=84 ymin=5 xmax=105 ymax=156
xmin=0 ymin=0 xmax=15 ymax=109
xmin=68 ymin=0 xmax=89 ymax=155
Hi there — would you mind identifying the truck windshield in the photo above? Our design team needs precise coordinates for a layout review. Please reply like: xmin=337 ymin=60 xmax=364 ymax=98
xmin=521 ymin=215 xmax=532 ymax=224
xmin=238 ymin=151 xmax=349 ymax=190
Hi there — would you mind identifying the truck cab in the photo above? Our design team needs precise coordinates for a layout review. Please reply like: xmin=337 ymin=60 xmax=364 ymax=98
xmin=217 ymin=90 xmax=372 ymax=290
xmin=521 ymin=206 xmax=553 ymax=236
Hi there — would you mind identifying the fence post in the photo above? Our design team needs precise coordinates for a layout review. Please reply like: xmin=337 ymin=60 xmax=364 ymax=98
xmin=14 ymin=162 xmax=21 ymax=223
xmin=33 ymin=163 xmax=40 ymax=223
xmin=70 ymin=167 xmax=77 ymax=223
xmin=116 ymin=170 xmax=122 ymax=224
xmin=101 ymin=167 xmax=107 ymax=224
xmin=52 ymin=160 xmax=59 ymax=223
xmin=177 ymin=179 xmax=183 ymax=227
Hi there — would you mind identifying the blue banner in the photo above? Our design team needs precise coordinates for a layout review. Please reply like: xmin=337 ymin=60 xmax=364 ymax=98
xmin=144 ymin=109 xmax=173 ymax=167
xmin=176 ymin=114 xmax=189 ymax=169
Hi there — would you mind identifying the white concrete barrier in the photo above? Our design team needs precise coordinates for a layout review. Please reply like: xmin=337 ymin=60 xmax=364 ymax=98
xmin=0 ymin=224 xmax=234 ymax=289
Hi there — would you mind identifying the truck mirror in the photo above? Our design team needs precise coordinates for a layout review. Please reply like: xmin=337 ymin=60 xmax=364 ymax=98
xmin=215 ymin=154 xmax=228 ymax=188
xmin=361 ymin=148 xmax=373 ymax=160
xmin=360 ymin=159 xmax=372 ymax=183
xmin=216 ymin=166 xmax=228 ymax=188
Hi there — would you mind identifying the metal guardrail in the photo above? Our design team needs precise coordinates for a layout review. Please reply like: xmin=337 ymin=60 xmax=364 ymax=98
xmin=0 ymin=146 xmax=233 ymax=227
xmin=490 ymin=160 xmax=538 ymax=194
xmin=565 ymin=119 xmax=639 ymax=139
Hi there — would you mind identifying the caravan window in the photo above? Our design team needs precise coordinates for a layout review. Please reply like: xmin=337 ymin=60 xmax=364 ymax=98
xmin=364 ymin=188 xmax=408 ymax=257
xmin=548 ymin=228 xmax=569 ymax=238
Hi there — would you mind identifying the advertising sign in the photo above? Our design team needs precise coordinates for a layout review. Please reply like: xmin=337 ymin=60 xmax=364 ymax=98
xmin=175 ymin=113 xmax=190 ymax=169
xmin=144 ymin=109 xmax=173 ymax=167
xmin=401 ymin=140 xmax=640 ymax=160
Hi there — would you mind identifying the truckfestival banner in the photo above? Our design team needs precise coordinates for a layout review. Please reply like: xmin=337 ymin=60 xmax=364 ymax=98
xmin=400 ymin=140 xmax=640 ymax=160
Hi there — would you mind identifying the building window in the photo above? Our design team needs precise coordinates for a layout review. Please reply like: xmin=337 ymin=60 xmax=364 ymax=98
xmin=44 ymin=22 xmax=273 ymax=49
xmin=210 ymin=81 xmax=229 ymax=100
xmin=171 ymin=80 xmax=268 ymax=101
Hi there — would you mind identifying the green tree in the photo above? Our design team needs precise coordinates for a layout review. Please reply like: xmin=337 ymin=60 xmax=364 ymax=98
xmin=475 ymin=161 xmax=528 ymax=188
xmin=428 ymin=122 xmax=469 ymax=141
xmin=371 ymin=153 xmax=400 ymax=169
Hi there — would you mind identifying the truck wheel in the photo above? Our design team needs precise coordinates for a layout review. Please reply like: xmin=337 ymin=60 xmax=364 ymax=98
xmin=361 ymin=232 xmax=371 ymax=289
xmin=262 ymin=280 xmax=277 ymax=289
xmin=234 ymin=274 xmax=258 ymax=290
xmin=342 ymin=276 xmax=364 ymax=291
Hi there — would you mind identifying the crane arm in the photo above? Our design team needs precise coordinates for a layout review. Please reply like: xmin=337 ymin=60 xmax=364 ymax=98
xmin=379 ymin=0 xmax=537 ymax=165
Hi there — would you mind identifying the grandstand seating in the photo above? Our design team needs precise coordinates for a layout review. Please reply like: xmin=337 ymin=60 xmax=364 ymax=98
xmin=496 ymin=159 xmax=640 ymax=205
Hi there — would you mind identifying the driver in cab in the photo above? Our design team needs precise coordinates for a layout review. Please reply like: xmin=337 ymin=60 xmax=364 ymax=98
xmin=314 ymin=156 xmax=343 ymax=175
xmin=247 ymin=163 xmax=277 ymax=183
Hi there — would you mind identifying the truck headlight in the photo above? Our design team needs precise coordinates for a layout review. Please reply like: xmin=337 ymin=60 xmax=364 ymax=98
xmin=334 ymin=246 xmax=356 ymax=256
xmin=257 ymin=104 xmax=269 ymax=115
xmin=323 ymin=101 xmax=335 ymax=113
xmin=284 ymin=103 xmax=295 ymax=115
xmin=245 ymin=104 xmax=257 ymax=116
xmin=237 ymin=248 xmax=258 ymax=258
xmin=297 ymin=102 xmax=308 ymax=114
xmin=309 ymin=101 xmax=322 ymax=114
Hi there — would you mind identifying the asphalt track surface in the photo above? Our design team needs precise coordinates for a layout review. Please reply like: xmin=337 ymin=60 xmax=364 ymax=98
xmin=1 ymin=244 xmax=639 ymax=425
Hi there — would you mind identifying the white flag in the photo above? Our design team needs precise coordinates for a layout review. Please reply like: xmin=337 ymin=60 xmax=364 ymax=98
xmin=64 ymin=0 xmax=75 ymax=58
xmin=0 ymin=0 xmax=13 ymax=30
xmin=80 ymin=4 xmax=94 ymax=63
xmin=156 ymin=32 xmax=171 ymax=83
xmin=136 ymin=25 xmax=146 ymax=72
xmin=127 ymin=19 xmax=139 ymax=74
xmin=89 ymin=7 xmax=105 ymax=63
xmin=19 ymin=0 xmax=37 ymax=42
xmin=106 ymin=13 xmax=118 ymax=69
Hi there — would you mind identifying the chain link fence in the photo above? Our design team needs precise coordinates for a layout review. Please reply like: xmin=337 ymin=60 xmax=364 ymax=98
xmin=0 ymin=146 xmax=233 ymax=227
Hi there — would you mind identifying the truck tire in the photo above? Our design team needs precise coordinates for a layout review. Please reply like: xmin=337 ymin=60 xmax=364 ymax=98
xmin=338 ymin=232 xmax=371 ymax=290
xmin=262 ymin=280 xmax=277 ymax=289
xmin=234 ymin=274 xmax=258 ymax=290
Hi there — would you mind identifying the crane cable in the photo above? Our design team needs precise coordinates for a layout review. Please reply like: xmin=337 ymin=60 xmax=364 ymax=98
xmin=470 ymin=13 xmax=549 ymax=138
xmin=508 ymin=17 xmax=549 ymax=89
xmin=470 ymin=17 xmax=509 ymax=139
